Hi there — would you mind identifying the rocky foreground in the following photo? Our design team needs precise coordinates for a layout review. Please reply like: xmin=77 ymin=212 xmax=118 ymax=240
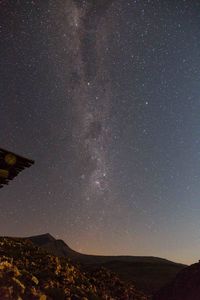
xmin=0 ymin=237 xmax=148 ymax=300
xmin=153 ymin=261 xmax=200 ymax=300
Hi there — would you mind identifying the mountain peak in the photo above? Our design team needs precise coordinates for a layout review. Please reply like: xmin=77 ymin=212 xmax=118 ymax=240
xmin=27 ymin=233 xmax=56 ymax=246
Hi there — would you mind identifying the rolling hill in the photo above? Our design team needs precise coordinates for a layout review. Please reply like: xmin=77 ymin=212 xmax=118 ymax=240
xmin=27 ymin=233 xmax=186 ymax=295
xmin=0 ymin=236 xmax=148 ymax=300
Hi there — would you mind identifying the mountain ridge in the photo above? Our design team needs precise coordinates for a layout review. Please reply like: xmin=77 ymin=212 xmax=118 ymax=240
xmin=25 ymin=233 xmax=186 ymax=266
xmin=2 ymin=233 xmax=187 ymax=295
xmin=23 ymin=233 xmax=187 ymax=295
xmin=0 ymin=236 xmax=148 ymax=300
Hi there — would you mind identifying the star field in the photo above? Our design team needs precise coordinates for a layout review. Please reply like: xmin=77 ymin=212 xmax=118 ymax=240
xmin=1 ymin=0 xmax=200 ymax=264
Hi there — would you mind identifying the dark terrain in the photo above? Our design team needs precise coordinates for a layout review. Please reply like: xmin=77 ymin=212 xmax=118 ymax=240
xmin=27 ymin=234 xmax=186 ymax=295
xmin=0 ymin=236 xmax=147 ymax=300
xmin=153 ymin=261 xmax=200 ymax=300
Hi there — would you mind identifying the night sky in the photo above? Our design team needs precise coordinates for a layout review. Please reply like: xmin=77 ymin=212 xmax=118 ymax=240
xmin=1 ymin=0 xmax=200 ymax=265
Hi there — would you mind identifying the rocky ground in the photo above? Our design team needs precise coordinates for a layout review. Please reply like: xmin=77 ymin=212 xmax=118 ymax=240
xmin=153 ymin=261 xmax=200 ymax=300
xmin=0 ymin=237 xmax=148 ymax=300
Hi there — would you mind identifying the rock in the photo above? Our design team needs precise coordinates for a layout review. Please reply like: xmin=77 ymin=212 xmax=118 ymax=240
xmin=153 ymin=262 xmax=200 ymax=300
xmin=0 ymin=237 xmax=148 ymax=300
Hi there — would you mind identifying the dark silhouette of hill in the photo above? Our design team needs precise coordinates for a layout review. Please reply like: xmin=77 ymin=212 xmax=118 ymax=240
xmin=153 ymin=261 xmax=200 ymax=300
xmin=27 ymin=233 xmax=80 ymax=259
xmin=27 ymin=234 xmax=186 ymax=295
xmin=0 ymin=236 xmax=148 ymax=300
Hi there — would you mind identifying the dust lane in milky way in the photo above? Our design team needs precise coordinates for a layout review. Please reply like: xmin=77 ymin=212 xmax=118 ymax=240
xmin=67 ymin=1 xmax=117 ymax=218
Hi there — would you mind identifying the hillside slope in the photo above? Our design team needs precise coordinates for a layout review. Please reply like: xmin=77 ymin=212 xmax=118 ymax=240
xmin=0 ymin=236 xmax=148 ymax=300
xmin=153 ymin=261 xmax=200 ymax=300
xmin=27 ymin=234 xmax=186 ymax=295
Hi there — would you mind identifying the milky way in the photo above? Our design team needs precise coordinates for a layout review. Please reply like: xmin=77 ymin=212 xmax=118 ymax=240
xmin=66 ymin=1 xmax=114 ymax=205
xmin=1 ymin=0 xmax=200 ymax=264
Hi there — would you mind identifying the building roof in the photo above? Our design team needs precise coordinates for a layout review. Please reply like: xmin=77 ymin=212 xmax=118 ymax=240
xmin=0 ymin=148 xmax=34 ymax=188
